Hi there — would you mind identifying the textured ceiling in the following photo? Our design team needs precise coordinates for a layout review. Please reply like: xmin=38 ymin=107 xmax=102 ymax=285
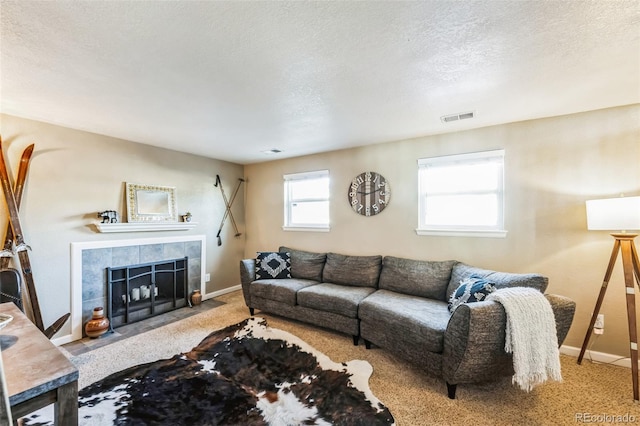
xmin=1 ymin=1 xmax=639 ymax=164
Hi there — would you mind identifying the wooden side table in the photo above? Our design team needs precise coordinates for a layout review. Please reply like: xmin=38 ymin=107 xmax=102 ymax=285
xmin=0 ymin=302 xmax=78 ymax=425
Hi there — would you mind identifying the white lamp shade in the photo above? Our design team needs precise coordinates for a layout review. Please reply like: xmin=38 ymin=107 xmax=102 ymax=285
xmin=586 ymin=196 xmax=640 ymax=231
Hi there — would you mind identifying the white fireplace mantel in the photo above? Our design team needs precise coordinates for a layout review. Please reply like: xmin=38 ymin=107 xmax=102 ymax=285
xmin=95 ymin=222 xmax=198 ymax=233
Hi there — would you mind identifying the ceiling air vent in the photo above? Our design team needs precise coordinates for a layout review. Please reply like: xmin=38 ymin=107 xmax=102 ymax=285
xmin=441 ymin=111 xmax=475 ymax=123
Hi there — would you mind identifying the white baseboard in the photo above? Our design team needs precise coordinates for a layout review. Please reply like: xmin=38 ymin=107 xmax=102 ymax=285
xmin=51 ymin=334 xmax=74 ymax=347
xmin=561 ymin=344 xmax=640 ymax=369
xmin=203 ymin=284 xmax=241 ymax=300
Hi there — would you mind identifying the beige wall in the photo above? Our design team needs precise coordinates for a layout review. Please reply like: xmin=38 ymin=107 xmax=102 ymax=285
xmin=2 ymin=105 xmax=639 ymax=355
xmin=0 ymin=114 xmax=245 ymax=338
xmin=244 ymin=104 xmax=640 ymax=357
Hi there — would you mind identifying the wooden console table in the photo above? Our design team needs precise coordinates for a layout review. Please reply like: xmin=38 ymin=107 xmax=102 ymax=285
xmin=0 ymin=302 xmax=78 ymax=425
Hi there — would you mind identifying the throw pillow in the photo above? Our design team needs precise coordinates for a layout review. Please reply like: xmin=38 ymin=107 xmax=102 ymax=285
xmin=255 ymin=252 xmax=292 ymax=280
xmin=448 ymin=274 xmax=497 ymax=313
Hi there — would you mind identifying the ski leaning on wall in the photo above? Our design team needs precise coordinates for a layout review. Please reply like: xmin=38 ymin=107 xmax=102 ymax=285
xmin=0 ymin=137 xmax=69 ymax=339
xmin=0 ymin=144 xmax=33 ymax=268
xmin=0 ymin=144 xmax=34 ymax=318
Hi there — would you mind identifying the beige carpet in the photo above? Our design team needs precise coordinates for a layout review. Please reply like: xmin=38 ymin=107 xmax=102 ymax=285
xmin=63 ymin=291 xmax=639 ymax=425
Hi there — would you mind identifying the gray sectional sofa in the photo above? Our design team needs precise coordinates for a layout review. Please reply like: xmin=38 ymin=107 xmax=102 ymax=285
xmin=239 ymin=246 xmax=576 ymax=398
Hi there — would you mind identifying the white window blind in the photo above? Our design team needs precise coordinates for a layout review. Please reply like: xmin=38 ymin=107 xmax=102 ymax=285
xmin=283 ymin=170 xmax=330 ymax=231
xmin=417 ymin=150 xmax=506 ymax=238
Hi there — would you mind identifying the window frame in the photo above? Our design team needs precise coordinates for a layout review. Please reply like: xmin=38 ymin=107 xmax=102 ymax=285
xmin=283 ymin=169 xmax=330 ymax=232
xmin=416 ymin=149 xmax=507 ymax=238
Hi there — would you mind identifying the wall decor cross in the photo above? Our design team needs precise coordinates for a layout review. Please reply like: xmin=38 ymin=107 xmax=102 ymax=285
xmin=214 ymin=175 xmax=244 ymax=246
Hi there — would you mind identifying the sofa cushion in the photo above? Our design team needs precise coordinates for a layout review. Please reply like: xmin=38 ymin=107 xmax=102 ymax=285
xmin=323 ymin=253 xmax=382 ymax=288
xmin=379 ymin=256 xmax=455 ymax=301
xmin=279 ymin=246 xmax=326 ymax=282
xmin=359 ymin=289 xmax=450 ymax=353
xmin=448 ymin=275 xmax=497 ymax=313
xmin=446 ymin=262 xmax=549 ymax=300
xmin=297 ymin=283 xmax=376 ymax=318
xmin=251 ymin=278 xmax=318 ymax=305
xmin=255 ymin=252 xmax=291 ymax=280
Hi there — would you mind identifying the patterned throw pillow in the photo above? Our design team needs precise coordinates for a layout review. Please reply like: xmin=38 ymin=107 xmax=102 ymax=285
xmin=255 ymin=252 xmax=292 ymax=280
xmin=448 ymin=274 xmax=497 ymax=313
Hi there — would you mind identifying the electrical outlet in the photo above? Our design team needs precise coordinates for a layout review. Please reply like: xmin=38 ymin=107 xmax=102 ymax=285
xmin=594 ymin=314 xmax=605 ymax=329
xmin=205 ymin=273 xmax=211 ymax=282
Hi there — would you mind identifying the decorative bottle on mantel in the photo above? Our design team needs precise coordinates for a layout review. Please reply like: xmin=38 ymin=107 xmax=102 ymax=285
xmin=191 ymin=290 xmax=202 ymax=306
xmin=85 ymin=307 xmax=110 ymax=338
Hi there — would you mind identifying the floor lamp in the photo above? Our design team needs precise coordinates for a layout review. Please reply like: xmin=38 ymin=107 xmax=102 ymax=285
xmin=577 ymin=196 xmax=640 ymax=402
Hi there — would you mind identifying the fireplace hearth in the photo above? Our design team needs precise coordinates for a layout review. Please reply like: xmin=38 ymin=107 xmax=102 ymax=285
xmin=107 ymin=257 xmax=188 ymax=330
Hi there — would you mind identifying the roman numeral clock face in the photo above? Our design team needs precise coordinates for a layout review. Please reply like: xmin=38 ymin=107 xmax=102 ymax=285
xmin=348 ymin=171 xmax=390 ymax=216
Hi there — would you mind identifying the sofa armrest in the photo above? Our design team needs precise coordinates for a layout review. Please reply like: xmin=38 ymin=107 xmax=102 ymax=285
xmin=442 ymin=293 xmax=576 ymax=385
xmin=239 ymin=259 xmax=256 ymax=307
xmin=442 ymin=300 xmax=510 ymax=385
xmin=545 ymin=294 xmax=576 ymax=346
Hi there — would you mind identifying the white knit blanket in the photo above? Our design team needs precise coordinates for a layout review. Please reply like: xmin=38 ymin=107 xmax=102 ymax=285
xmin=486 ymin=287 xmax=562 ymax=391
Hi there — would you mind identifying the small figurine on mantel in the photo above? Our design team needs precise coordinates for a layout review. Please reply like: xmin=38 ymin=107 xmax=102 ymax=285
xmin=98 ymin=210 xmax=119 ymax=223
xmin=182 ymin=212 xmax=192 ymax=222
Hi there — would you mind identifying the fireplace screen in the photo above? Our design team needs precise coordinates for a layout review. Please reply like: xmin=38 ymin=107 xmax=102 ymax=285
xmin=106 ymin=257 xmax=188 ymax=330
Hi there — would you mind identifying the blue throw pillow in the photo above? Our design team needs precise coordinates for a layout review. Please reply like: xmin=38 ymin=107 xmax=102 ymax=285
xmin=255 ymin=252 xmax=292 ymax=280
xmin=448 ymin=274 xmax=497 ymax=313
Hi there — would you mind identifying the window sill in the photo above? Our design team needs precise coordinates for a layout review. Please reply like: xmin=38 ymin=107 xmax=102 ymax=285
xmin=415 ymin=228 xmax=507 ymax=238
xmin=282 ymin=226 xmax=330 ymax=233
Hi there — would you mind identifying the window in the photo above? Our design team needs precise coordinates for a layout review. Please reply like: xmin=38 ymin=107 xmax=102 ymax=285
xmin=283 ymin=170 xmax=330 ymax=231
xmin=417 ymin=150 xmax=506 ymax=237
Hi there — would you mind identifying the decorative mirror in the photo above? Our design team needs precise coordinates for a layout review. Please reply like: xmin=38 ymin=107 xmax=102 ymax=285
xmin=125 ymin=183 xmax=178 ymax=222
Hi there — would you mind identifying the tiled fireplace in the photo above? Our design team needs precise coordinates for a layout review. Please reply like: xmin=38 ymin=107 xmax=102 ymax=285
xmin=71 ymin=235 xmax=206 ymax=341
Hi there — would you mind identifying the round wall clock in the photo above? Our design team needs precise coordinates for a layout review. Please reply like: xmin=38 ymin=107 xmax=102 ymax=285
xmin=348 ymin=171 xmax=391 ymax=216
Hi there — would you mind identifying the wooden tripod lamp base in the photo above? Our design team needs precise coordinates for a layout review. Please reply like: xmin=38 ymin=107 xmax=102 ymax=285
xmin=577 ymin=233 xmax=640 ymax=402
xmin=578 ymin=196 xmax=640 ymax=402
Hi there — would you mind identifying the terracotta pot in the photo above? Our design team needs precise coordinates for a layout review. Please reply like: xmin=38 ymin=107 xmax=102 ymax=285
xmin=85 ymin=307 xmax=110 ymax=338
xmin=191 ymin=290 xmax=202 ymax=306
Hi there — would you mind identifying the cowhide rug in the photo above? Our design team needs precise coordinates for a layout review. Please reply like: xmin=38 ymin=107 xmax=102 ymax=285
xmin=22 ymin=317 xmax=395 ymax=425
